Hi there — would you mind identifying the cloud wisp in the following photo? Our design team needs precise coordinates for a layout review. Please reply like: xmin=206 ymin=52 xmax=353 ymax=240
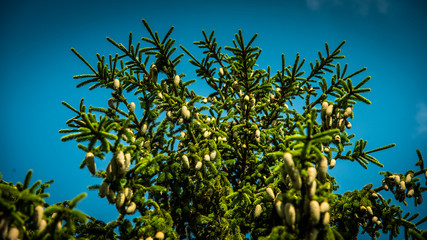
xmin=415 ymin=102 xmax=427 ymax=136
xmin=306 ymin=0 xmax=390 ymax=16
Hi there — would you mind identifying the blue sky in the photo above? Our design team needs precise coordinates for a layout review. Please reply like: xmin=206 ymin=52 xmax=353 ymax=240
xmin=1 ymin=0 xmax=427 ymax=238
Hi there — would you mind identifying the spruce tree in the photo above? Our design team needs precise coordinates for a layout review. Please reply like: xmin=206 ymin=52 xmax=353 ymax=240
xmin=1 ymin=19 xmax=426 ymax=239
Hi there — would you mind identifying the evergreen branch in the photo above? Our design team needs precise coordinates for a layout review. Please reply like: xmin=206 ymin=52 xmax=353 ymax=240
xmin=353 ymin=93 xmax=372 ymax=104
xmin=352 ymin=88 xmax=370 ymax=93
xmin=23 ymin=169 xmax=33 ymax=189
xmin=99 ymin=131 xmax=118 ymax=140
xmin=69 ymin=192 xmax=87 ymax=209
xmin=364 ymin=143 xmax=396 ymax=154
xmin=76 ymin=77 xmax=99 ymax=88
xmin=71 ymin=48 xmax=97 ymax=74
xmin=162 ymin=26 xmax=175 ymax=45
xmin=141 ymin=37 xmax=157 ymax=46
xmin=62 ymin=101 xmax=80 ymax=114
xmin=408 ymin=229 xmax=424 ymax=240
xmin=246 ymin=33 xmax=258 ymax=48
xmin=415 ymin=149 xmax=424 ymax=169
xmin=73 ymin=74 xmax=97 ymax=79
xmin=345 ymin=67 xmax=367 ymax=80
xmin=312 ymin=128 xmax=340 ymax=140
xmin=362 ymin=154 xmax=384 ymax=168
xmin=28 ymin=180 xmax=41 ymax=193
xmin=415 ymin=216 xmax=427 ymax=226
xmin=106 ymin=37 xmax=125 ymax=51
xmin=180 ymin=45 xmax=200 ymax=65
xmin=59 ymin=129 xmax=81 ymax=133
xmin=354 ymin=76 xmax=371 ymax=88
xmin=305 ymin=40 xmax=346 ymax=83
xmin=406 ymin=213 xmax=419 ymax=223
xmin=60 ymin=132 xmax=90 ymax=142
xmin=142 ymin=19 xmax=159 ymax=47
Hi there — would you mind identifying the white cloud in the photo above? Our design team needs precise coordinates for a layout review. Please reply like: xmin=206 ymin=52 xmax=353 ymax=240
xmin=415 ymin=102 xmax=427 ymax=135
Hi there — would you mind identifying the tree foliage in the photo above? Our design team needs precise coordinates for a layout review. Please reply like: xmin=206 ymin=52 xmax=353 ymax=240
xmin=0 ymin=170 xmax=87 ymax=239
xmin=1 ymin=19 xmax=427 ymax=240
